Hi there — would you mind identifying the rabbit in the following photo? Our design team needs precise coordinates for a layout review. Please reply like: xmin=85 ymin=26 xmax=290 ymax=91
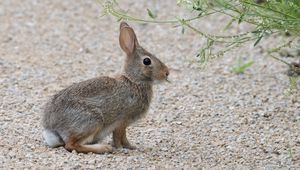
xmin=42 ymin=22 xmax=170 ymax=154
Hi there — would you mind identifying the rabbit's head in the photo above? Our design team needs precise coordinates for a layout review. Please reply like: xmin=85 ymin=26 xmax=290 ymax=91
xmin=119 ymin=22 xmax=169 ymax=83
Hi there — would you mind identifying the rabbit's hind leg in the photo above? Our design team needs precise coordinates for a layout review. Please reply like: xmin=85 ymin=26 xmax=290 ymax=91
xmin=65 ymin=142 xmax=112 ymax=154
xmin=64 ymin=128 xmax=113 ymax=154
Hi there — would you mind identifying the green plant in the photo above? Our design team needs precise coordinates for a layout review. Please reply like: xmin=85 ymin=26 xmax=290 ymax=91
xmin=98 ymin=0 xmax=300 ymax=88
xmin=288 ymin=144 xmax=294 ymax=160
xmin=231 ymin=57 xmax=254 ymax=74
xmin=98 ymin=0 xmax=300 ymax=55
xmin=284 ymin=76 xmax=298 ymax=95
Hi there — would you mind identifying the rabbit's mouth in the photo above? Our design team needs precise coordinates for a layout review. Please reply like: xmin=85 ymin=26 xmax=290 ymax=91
xmin=165 ymin=78 xmax=171 ymax=83
xmin=153 ymin=78 xmax=171 ymax=85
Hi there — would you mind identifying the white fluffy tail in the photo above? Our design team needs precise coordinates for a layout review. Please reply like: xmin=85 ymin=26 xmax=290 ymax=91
xmin=42 ymin=129 xmax=64 ymax=148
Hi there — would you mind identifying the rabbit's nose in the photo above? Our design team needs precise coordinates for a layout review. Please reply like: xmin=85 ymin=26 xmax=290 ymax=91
xmin=165 ymin=70 xmax=169 ymax=77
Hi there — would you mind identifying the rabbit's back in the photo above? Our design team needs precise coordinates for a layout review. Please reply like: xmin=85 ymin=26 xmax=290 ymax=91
xmin=42 ymin=76 xmax=152 ymax=142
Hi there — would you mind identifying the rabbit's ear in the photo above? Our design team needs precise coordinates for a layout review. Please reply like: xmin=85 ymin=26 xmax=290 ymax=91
xmin=119 ymin=22 xmax=139 ymax=55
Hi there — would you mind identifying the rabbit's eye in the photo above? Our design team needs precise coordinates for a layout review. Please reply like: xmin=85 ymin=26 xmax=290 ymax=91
xmin=143 ymin=58 xmax=151 ymax=65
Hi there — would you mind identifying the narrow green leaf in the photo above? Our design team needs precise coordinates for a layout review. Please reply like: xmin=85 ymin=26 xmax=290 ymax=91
xmin=147 ymin=8 xmax=156 ymax=19
xmin=112 ymin=0 xmax=119 ymax=5
xmin=232 ymin=60 xmax=254 ymax=74
xmin=223 ymin=18 xmax=235 ymax=31
xmin=198 ymin=12 xmax=203 ymax=16
xmin=240 ymin=60 xmax=254 ymax=70
xmin=254 ymin=34 xmax=263 ymax=46
xmin=117 ymin=17 xmax=122 ymax=22
xmin=238 ymin=13 xmax=245 ymax=24
xmin=251 ymin=30 xmax=261 ymax=34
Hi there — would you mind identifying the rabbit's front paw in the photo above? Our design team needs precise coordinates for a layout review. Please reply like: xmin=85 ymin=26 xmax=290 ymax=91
xmin=113 ymin=140 xmax=136 ymax=150
xmin=122 ymin=141 xmax=136 ymax=150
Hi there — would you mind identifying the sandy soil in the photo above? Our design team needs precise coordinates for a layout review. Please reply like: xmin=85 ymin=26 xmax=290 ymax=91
xmin=1 ymin=0 xmax=299 ymax=169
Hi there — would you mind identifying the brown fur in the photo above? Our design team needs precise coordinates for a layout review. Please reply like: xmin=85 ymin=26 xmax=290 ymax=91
xmin=42 ymin=22 xmax=169 ymax=154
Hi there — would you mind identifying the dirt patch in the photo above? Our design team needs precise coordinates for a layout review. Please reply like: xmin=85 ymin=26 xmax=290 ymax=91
xmin=0 ymin=0 xmax=299 ymax=169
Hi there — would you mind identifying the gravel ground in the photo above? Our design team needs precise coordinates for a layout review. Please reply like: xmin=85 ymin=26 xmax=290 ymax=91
xmin=1 ymin=0 xmax=300 ymax=169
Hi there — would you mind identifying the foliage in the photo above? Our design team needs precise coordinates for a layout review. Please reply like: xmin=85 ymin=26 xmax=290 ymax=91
xmin=231 ymin=57 xmax=254 ymax=74
xmin=284 ymin=76 xmax=299 ymax=95
xmin=178 ymin=0 xmax=300 ymax=35
xmin=98 ymin=0 xmax=300 ymax=77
